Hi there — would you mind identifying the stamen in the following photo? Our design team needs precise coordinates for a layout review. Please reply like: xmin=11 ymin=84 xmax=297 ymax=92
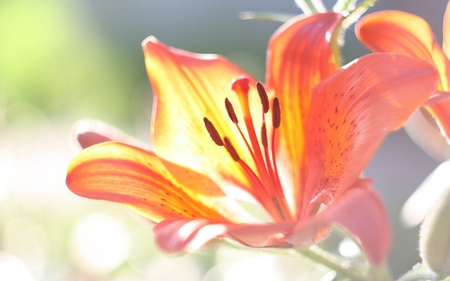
xmin=225 ymin=98 xmax=239 ymax=124
xmin=272 ymin=98 xmax=281 ymax=128
xmin=238 ymin=160 xmax=284 ymax=222
xmin=204 ymin=76 xmax=291 ymax=222
xmin=261 ymin=123 xmax=268 ymax=148
xmin=203 ymin=117 xmax=224 ymax=146
xmin=269 ymin=120 xmax=292 ymax=220
xmin=256 ymin=82 xmax=269 ymax=114
xmin=223 ymin=137 xmax=240 ymax=161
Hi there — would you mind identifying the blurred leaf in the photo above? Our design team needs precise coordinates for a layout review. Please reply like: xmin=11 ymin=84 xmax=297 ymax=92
xmin=294 ymin=0 xmax=326 ymax=15
xmin=333 ymin=0 xmax=357 ymax=14
xmin=0 ymin=0 xmax=141 ymax=128
xmin=239 ymin=11 xmax=295 ymax=23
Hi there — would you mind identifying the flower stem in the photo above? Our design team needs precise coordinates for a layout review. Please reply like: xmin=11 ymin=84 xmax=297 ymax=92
xmin=299 ymin=245 xmax=366 ymax=280
xmin=372 ymin=262 xmax=392 ymax=281
xmin=299 ymin=246 xmax=393 ymax=281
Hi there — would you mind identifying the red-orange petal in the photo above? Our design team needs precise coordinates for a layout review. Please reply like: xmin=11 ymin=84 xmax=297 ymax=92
xmin=286 ymin=181 xmax=390 ymax=265
xmin=142 ymin=37 xmax=260 ymax=198
xmin=356 ymin=11 xmax=450 ymax=139
xmin=304 ymin=53 xmax=438 ymax=204
xmin=66 ymin=141 xmax=233 ymax=223
xmin=266 ymin=12 xmax=343 ymax=215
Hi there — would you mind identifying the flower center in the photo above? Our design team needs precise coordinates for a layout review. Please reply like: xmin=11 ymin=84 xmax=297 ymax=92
xmin=203 ymin=76 xmax=292 ymax=222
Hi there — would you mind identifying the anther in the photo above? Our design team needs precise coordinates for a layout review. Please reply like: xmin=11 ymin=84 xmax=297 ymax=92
xmin=203 ymin=117 xmax=224 ymax=146
xmin=223 ymin=137 xmax=240 ymax=161
xmin=272 ymin=98 xmax=281 ymax=128
xmin=225 ymin=98 xmax=239 ymax=124
xmin=261 ymin=123 xmax=268 ymax=148
xmin=256 ymin=82 xmax=269 ymax=114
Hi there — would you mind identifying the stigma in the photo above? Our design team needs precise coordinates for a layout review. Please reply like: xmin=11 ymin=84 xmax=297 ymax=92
xmin=203 ymin=76 xmax=291 ymax=222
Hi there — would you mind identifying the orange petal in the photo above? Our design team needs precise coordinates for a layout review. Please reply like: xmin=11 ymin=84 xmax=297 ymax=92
xmin=356 ymin=11 xmax=450 ymax=90
xmin=266 ymin=12 xmax=343 ymax=214
xmin=304 ymin=53 xmax=438 ymax=204
xmin=66 ymin=141 xmax=232 ymax=223
xmin=356 ymin=11 xmax=450 ymax=139
xmin=142 ymin=37 xmax=260 ymax=197
xmin=286 ymin=181 xmax=390 ymax=265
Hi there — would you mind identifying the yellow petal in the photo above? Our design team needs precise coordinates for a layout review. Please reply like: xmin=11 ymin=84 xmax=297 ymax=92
xmin=143 ymin=37 xmax=260 ymax=197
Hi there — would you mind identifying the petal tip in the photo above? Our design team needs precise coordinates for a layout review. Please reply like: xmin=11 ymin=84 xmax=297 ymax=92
xmin=70 ymin=119 xmax=113 ymax=149
xmin=142 ymin=36 xmax=159 ymax=48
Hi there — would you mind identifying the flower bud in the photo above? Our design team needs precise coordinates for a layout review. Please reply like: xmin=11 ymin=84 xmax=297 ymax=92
xmin=397 ymin=266 xmax=438 ymax=281
xmin=419 ymin=182 xmax=450 ymax=275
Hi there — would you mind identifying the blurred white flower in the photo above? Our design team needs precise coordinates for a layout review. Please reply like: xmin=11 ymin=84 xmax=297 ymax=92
xmin=401 ymin=160 xmax=450 ymax=227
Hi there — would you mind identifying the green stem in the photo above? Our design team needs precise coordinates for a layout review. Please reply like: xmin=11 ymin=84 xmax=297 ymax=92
xmin=300 ymin=247 xmax=393 ymax=280
xmin=213 ymin=239 xmax=393 ymax=280
xmin=299 ymin=245 xmax=366 ymax=280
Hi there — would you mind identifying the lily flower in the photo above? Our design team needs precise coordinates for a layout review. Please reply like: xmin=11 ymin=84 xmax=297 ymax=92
xmin=356 ymin=2 xmax=450 ymax=161
xmin=66 ymin=12 xmax=438 ymax=265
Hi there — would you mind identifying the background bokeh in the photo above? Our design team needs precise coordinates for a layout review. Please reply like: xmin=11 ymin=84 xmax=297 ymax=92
xmin=0 ymin=0 xmax=447 ymax=280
